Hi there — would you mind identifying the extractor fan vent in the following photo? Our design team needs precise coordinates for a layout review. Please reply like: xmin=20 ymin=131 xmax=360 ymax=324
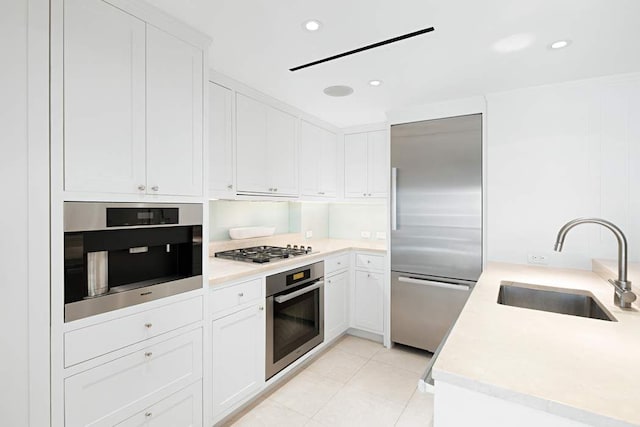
xmin=290 ymin=26 xmax=435 ymax=72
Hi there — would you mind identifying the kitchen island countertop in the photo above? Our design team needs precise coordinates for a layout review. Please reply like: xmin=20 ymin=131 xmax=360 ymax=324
xmin=433 ymin=261 xmax=640 ymax=427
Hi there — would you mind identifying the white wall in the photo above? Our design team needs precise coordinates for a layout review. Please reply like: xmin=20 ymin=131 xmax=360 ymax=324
xmin=209 ymin=200 xmax=292 ymax=241
xmin=328 ymin=202 xmax=387 ymax=241
xmin=0 ymin=1 xmax=30 ymax=422
xmin=487 ymin=73 xmax=640 ymax=269
xmin=0 ymin=0 xmax=49 ymax=424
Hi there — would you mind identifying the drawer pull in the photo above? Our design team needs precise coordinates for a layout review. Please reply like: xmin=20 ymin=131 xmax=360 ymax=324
xmin=238 ymin=292 xmax=244 ymax=297
xmin=337 ymin=262 xmax=341 ymax=265
xmin=259 ymin=306 xmax=264 ymax=311
xmin=144 ymin=323 xmax=152 ymax=328
xmin=367 ymin=260 xmax=371 ymax=263
xmin=145 ymin=412 xmax=152 ymax=417
xmin=144 ymin=352 xmax=152 ymax=358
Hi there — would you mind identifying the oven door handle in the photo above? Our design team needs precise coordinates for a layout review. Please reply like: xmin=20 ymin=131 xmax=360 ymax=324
xmin=274 ymin=281 xmax=324 ymax=304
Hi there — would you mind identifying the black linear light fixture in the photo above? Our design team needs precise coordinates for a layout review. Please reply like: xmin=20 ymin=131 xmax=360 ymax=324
xmin=290 ymin=26 xmax=435 ymax=72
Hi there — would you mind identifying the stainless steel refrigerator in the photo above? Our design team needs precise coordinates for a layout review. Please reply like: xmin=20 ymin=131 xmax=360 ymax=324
xmin=390 ymin=114 xmax=482 ymax=353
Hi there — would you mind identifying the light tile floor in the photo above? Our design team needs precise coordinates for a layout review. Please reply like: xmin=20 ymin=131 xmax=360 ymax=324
xmin=230 ymin=335 xmax=434 ymax=426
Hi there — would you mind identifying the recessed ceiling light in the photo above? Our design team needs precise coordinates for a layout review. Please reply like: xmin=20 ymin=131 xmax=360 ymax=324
xmin=303 ymin=20 xmax=322 ymax=32
xmin=369 ymin=80 xmax=382 ymax=87
xmin=550 ymin=40 xmax=571 ymax=49
xmin=323 ymin=85 xmax=354 ymax=97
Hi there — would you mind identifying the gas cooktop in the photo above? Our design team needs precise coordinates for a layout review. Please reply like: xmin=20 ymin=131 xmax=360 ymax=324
xmin=214 ymin=245 xmax=313 ymax=264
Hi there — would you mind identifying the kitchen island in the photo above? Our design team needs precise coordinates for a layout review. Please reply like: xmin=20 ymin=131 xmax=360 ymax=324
xmin=433 ymin=262 xmax=640 ymax=427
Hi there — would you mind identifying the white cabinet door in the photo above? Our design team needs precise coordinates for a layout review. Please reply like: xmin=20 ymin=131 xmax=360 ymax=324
xmin=318 ymin=128 xmax=338 ymax=197
xmin=325 ymin=270 xmax=349 ymax=342
xmin=367 ymin=131 xmax=388 ymax=197
xmin=299 ymin=121 xmax=321 ymax=196
xmin=236 ymin=94 xmax=269 ymax=194
xmin=300 ymin=121 xmax=336 ymax=198
xmin=63 ymin=0 xmax=146 ymax=194
xmin=353 ymin=271 xmax=384 ymax=334
xmin=209 ymin=82 xmax=234 ymax=197
xmin=146 ymin=26 xmax=203 ymax=196
xmin=212 ymin=304 xmax=265 ymax=419
xmin=117 ymin=381 xmax=202 ymax=427
xmin=266 ymin=106 xmax=297 ymax=196
xmin=344 ymin=133 xmax=368 ymax=198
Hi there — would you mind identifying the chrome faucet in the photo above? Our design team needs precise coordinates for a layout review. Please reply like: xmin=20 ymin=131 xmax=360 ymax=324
xmin=554 ymin=218 xmax=637 ymax=309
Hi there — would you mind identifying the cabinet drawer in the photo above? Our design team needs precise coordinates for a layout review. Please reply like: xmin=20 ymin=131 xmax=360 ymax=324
xmin=325 ymin=253 xmax=350 ymax=275
xmin=65 ymin=328 xmax=202 ymax=427
xmin=355 ymin=253 xmax=385 ymax=271
xmin=211 ymin=278 xmax=262 ymax=316
xmin=116 ymin=380 xmax=203 ymax=427
xmin=65 ymin=296 xmax=203 ymax=367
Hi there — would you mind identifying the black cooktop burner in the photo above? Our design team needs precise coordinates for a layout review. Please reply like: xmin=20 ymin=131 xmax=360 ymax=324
xmin=214 ymin=245 xmax=313 ymax=263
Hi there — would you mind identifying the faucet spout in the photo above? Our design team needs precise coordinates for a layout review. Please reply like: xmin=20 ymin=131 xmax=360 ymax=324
xmin=553 ymin=218 xmax=636 ymax=309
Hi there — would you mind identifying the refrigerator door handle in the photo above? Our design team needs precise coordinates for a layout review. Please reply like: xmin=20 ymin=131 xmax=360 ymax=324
xmin=391 ymin=167 xmax=398 ymax=230
xmin=398 ymin=276 xmax=470 ymax=291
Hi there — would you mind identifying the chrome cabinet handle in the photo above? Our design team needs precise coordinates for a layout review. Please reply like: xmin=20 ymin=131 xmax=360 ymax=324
xmin=368 ymin=193 xmax=372 ymax=196
xmin=144 ymin=323 xmax=152 ymax=328
xmin=145 ymin=412 xmax=152 ymax=417
xmin=144 ymin=352 xmax=152 ymax=357
xmin=227 ymin=184 xmax=233 ymax=190
xmin=259 ymin=306 xmax=264 ymax=311
xmin=151 ymin=186 xmax=159 ymax=191
xmin=238 ymin=292 xmax=244 ymax=297
xmin=363 ymin=193 xmax=367 ymax=196
xmin=138 ymin=184 xmax=146 ymax=191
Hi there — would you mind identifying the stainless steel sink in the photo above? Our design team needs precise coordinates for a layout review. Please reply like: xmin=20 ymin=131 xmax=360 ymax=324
xmin=498 ymin=282 xmax=617 ymax=322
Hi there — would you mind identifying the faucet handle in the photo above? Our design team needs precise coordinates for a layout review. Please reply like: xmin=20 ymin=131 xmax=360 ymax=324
xmin=609 ymin=279 xmax=637 ymax=307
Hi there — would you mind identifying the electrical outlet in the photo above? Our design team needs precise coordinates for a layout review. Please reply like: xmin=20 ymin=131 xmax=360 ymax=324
xmin=305 ymin=230 xmax=313 ymax=238
xmin=360 ymin=231 xmax=371 ymax=239
xmin=376 ymin=231 xmax=387 ymax=240
xmin=527 ymin=254 xmax=549 ymax=265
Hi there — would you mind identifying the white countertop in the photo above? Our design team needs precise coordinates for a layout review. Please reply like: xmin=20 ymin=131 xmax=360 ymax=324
xmin=433 ymin=261 xmax=640 ymax=427
xmin=208 ymin=238 xmax=386 ymax=286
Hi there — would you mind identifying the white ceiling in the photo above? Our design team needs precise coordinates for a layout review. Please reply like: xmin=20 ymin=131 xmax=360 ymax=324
xmin=146 ymin=0 xmax=640 ymax=128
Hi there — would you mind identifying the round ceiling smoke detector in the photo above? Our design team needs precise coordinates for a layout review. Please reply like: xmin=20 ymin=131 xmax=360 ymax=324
xmin=323 ymin=85 xmax=354 ymax=97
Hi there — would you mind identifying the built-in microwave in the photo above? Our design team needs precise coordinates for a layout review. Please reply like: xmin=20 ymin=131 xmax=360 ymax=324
xmin=63 ymin=202 xmax=202 ymax=322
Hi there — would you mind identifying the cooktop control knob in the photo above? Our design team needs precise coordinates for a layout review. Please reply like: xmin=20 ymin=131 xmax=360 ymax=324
xmin=286 ymin=244 xmax=291 ymax=249
xmin=306 ymin=246 xmax=312 ymax=253
xmin=293 ymin=245 xmax=298 ymax=250
xmin=300 ymin=245 xmax=305 ymax=251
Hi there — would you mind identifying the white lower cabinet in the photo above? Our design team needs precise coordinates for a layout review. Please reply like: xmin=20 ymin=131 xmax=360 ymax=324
xmin=211 ymin=302 xmax=265 ymax=421
xmin=65 ymin=328 xmax=202 ymax=427
xmin=325 ymin=270 xmax=349 ymax=342
xmin=117 ymin=381 xmax=202 ymax=427
xmin=353 ymin=267 xmax=384 ymax=334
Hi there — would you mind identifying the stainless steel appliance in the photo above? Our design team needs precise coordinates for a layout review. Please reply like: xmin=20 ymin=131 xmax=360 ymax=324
xmin=63 ymin=202 xmax=203 ymax=322
xmin=215 ymin=245 xmax=312 ymax=264
xmin=390 ymin=114 xmax=482 ymax=352
xmin=265 ymin=261 xmax=324 ymax=380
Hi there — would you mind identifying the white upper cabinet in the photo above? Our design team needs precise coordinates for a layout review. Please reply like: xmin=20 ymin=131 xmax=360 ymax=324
xmin=62 ymin=0 xmax=205 ymax=197
xmin=236 ymin=94 xmax=297 ymax=196
xmin=146 ymin=26 xmax=203 ymax=197
xmin=344 ymin=133 xmax=369 ymax=198
xmin=64 ymin=0 xmax=146 ymax=194
xmin=367 ymin=131 xmax=388 ymax=197
xmin=209 ymin=82 xmax=234 ymax=197
xmin=344 ymin=130 xmax=388 ymax=199
xmin=300 ymin=121 xmax=338 ymax=198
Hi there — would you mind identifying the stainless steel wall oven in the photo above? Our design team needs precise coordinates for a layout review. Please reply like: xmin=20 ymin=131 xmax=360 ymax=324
xmin=265 ymin=261 xmax=324 ymax=380
xmin=63 ymin=202 xmax=202 ymax=322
